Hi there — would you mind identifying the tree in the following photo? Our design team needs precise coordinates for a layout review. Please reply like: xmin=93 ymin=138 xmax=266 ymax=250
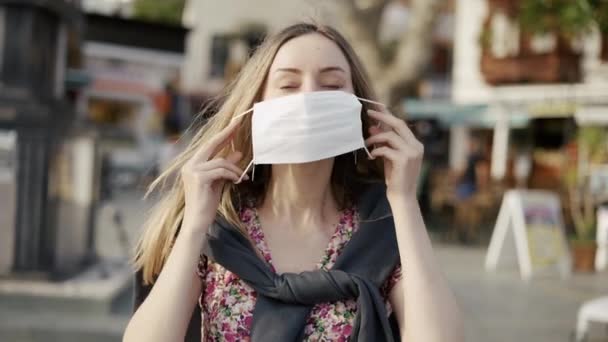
xmin=334 ymin=0 xmax=442 ymax=111
xmin=133 ymin=0 xmax=186 ymax=25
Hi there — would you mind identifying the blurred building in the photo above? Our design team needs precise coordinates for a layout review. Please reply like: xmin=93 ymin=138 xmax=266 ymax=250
xmin=452 ymin=0 xmax=608 ymax=182
xmin=180 ymin=0 xmax=455 ymax=97
xmin=180 ymin=0 xmax=335 ymax=93
xmin=0 ymin=0 xmax=89 ymax=278
xmin=78 ymin=11 xmax=189 ymax=187
xmin=179 ymin=0 xmax=457 ymax=222
xmin=81 ymin=0 xmax=133 ymax=17
xmin=415 ymin=0 xmax=608 ymax=242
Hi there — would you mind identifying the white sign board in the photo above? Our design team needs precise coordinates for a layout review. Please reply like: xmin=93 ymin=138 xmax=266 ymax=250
xmin=576 ymin=106 xmax=608 ymax=126
xmin=485 ymin=190 xmax=571 ymax=280
xmin=596 ymin=207 xmax=608 ymax=272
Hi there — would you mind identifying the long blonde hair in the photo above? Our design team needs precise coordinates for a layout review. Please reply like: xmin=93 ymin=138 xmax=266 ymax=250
xmin=134 ymin=23 xmax=384 ymax=285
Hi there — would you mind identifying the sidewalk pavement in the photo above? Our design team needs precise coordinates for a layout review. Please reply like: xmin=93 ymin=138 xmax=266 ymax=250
xmin=0 ymin=190 xmax=149 ymax=342
xmin=1 ymin=190 xmax=607 ymax=341
xmin=439 ymin=245 xmax=608 ymax=342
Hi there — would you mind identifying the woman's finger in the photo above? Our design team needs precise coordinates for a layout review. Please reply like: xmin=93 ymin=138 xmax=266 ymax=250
xmin=192 ymin=116 xmax=245 ymax=162
xmin=365 ymin=131 xmax=407 ymax=150
xmin=196 ymin=157 xmax=246 ymax=177
xmin=225 ymin=150 xmax=244 ymax=165
xmin=367 ymin=109 xmax=417 ymax=144
xmin=370 ymin=146 xmax=400 ymax=161
xmin=202 ymin=167 xmax=242 ymax=184
xmin=225 ymin=150 xmax=251 ymax=182
xmin=368 ymin=125 xmax=383 ymax=136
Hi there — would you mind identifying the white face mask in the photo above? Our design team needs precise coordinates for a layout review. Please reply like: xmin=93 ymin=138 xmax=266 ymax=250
xmin=234 ymin=90 xmax=384 ymax=182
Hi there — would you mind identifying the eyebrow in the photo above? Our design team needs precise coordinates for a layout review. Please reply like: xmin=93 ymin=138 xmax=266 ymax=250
xmin=274 ymin=66 xmax=347 ymax=74
xmin=275 ymin=68 xmax=301 ymax=75
xmin=319 ymin=66 xmax=346 ymax=74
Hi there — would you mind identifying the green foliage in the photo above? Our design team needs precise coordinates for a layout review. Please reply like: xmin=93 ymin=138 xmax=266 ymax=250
xmin=564 ymin=127 xmax=608 ymax=242
xmin=572 ymin=220 xmax=597 ymax=242
xmin=518 ymin=0 xmax=595 ymax=37
xmin=479 ymin=26 xmax=493 ymax=50
xmin=589 ymin=0 xmax=608 ymax=33
xmin=579 ymin=126 xmax=608 ymax=163
xmin=133 ymin=0 xmax=186 ymax=25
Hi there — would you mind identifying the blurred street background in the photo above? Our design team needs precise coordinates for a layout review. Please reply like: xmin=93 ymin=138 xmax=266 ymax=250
xmin=1 ymin=0 xmax=608 ymax=341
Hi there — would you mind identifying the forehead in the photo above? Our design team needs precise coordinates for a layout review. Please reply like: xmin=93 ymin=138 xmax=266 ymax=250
xmin=269 ymin=33 xmax=351 ymax=73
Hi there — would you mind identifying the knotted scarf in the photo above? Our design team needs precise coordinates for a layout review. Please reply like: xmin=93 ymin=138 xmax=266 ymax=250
xmin=202 ymin=184 xmax=400 ymax=341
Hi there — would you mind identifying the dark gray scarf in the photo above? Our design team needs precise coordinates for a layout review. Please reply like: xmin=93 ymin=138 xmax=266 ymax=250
xmin=202 ymin=184 xmax=400 ymax=341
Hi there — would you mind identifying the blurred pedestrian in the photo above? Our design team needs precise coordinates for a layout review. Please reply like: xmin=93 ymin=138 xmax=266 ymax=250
xmin=161 ymin=75 xmax=189 ymax=138
xmin=125 ymin=23 xmax=463 ymax=342
xmin=456 ymin=136 xmax=484 ymax=200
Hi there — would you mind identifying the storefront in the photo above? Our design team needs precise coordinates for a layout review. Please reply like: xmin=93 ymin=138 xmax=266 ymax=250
xmin=406 ymin=97 xmax=608 ymax=242
xmin=80 ymin=13 xmax=189 ymax=187
xmin=442 ymin=0 xmax=608 ymax=244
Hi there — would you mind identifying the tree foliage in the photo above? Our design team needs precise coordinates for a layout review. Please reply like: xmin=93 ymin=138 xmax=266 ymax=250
xmin=133 ymin=0 xmax=186 ymax=25
xmin=334 ymin=0 xmax=442 ymax=109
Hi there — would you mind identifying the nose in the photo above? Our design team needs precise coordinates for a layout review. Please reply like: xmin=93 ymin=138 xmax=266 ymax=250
xmin=300 ymin=75 xmax=322 ymax=93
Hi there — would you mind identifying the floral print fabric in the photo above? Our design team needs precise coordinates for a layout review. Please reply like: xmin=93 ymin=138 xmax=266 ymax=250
xmin=197 ymin=205 xmax=402 ymax=341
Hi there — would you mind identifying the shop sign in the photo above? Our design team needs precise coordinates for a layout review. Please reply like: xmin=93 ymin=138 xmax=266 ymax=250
xmin=527 ymin=102 xmax=576 ymax=118
xmin=485 ymin=190 xmax=571 ymax=280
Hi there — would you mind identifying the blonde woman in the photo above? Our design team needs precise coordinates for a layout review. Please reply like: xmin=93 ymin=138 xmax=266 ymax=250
xmin=124 ymin=23 xmax=463 ymax=342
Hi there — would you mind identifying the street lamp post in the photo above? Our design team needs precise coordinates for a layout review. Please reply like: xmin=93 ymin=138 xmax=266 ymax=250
xmin=0 ymin=0 xmax=85 ymax=278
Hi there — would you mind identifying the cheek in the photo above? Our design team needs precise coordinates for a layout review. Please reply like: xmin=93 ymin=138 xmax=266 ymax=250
xmin=344 ymin=81 xmax=355 ymax=93
xmin=261 ymin=82 xmax=272 ymax=101
xmin=261 ymin=88 xmax=280 ymax=102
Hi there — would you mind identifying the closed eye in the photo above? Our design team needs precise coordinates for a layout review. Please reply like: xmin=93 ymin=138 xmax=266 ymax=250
xmin=280 ymin=85 xmax=299 ymax=91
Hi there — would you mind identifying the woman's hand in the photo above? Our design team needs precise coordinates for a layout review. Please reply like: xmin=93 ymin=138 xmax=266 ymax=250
xmin=180 ymin=117 xmax=248 ymax=234
xmin=365 ymin=108 xmax=424 ymax=201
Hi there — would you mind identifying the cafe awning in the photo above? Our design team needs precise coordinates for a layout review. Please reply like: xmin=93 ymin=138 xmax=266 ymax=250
xmin=403 ymin=99 xmax=530 ymax=129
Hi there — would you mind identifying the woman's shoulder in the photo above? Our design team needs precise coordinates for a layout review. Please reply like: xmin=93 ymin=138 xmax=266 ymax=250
xmin=356 ymin=182 xmax=391 ymax=221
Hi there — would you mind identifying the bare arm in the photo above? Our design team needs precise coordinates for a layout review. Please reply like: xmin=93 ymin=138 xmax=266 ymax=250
xmin=388 ymin=197 xmax=464 ymax=342
xmin=365 ymin=108 xmax=463 ymax=341
xmin=124 ymin=116 xmax=247 ymax=342
xmin=123 ymin=229 xmax=204 ymax=342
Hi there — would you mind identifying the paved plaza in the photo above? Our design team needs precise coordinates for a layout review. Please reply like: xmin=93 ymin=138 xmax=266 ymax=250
xmin=1 ymin=190 xmax=607 ymax=341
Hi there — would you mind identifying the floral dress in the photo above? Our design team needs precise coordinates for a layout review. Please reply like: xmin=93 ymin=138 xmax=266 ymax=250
xmin=197 ymin=205 xmax=402 ymax=341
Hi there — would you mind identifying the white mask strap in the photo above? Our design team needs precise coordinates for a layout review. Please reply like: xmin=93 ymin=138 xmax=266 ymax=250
xmin=357 ymin=97 xmax=381 ymax=160
xmin=231 ymin=107 xmax=254 ymax=152
xmin=354 ymin=147 xmax=374 ymax=164
xmin=363 ymin=146 xmax=373 ymax=160
xmin=357 ymin=97 xmax=386 ymax=108
xmin=233 ymin=107 xmax=253 ymax=120
xmin=236 ymin=159 xmax=255 ymax=184
xmin=231 ymin=107 xmax=256 ymax=182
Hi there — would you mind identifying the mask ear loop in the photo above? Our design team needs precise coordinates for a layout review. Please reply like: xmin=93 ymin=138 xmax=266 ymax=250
xmin=230 ymin=108 xmax=254 ymax=152
xmin=357 ymin=97 xmax=384 ymax=160
xmin=236 ymin=159 xmax=255 ymax=184
xmin=353 ymin=148 xmax=374 ymax=163
xmin=362 ymin=146 xmax=373 ymax=160
xmin=233 ymin=107 xmax=253 ymax=120
xmin=357 ymin=97 xmax=386 ymax=109
xmin=231 ymin=107 xmax=255 ymax=183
